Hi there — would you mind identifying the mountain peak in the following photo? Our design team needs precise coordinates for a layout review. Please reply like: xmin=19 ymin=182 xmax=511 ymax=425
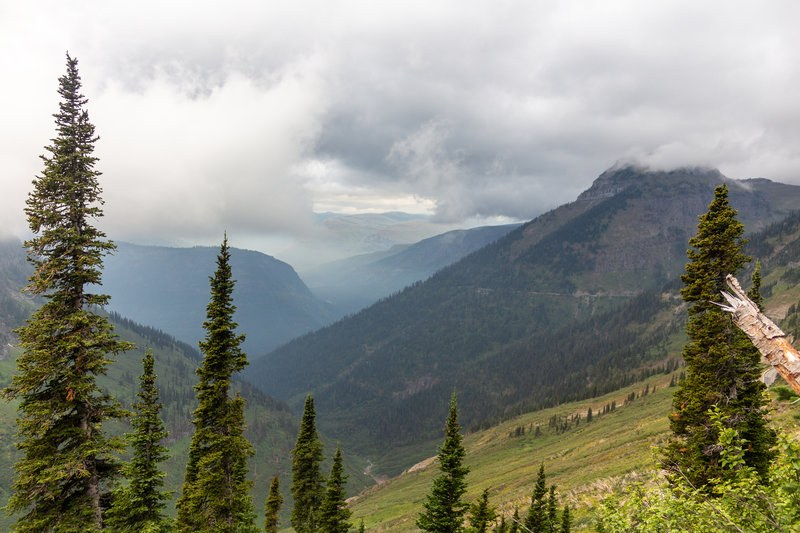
xmin=577 ymin=164 xmax=725 ymax=202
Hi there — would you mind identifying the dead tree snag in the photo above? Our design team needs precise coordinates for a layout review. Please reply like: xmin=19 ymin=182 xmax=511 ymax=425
xmin=717 ymin=274 xmax=800 ymax=395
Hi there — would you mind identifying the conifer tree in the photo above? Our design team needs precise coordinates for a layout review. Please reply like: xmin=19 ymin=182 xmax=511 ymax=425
xmin=523 ymin=464 xmax=548 ymax=533
xmin=747 ymin=260 xmax=764 ymax=309
xmin=107 ymin=349 xmax=172 ymax=532
xmin=318 ymin=444 xmax=351 ymax=533
xmin=467 ymin=489 xmax=496 ymax=533
xmin=665 ymin=184 xmax=775 ymax=488
xmin=2 ymin=53 xmax=132 ymax=532
xmin=175 ymin=237 xmax=257 ymax=532
xmin=291 ymin=394 xmax=326 ymax=533
xmin=417 ymin=392 xmax=470 ymax=533
xmin=546 ymin=485 xmax=558 ymax=530
xmin=264 ymin=475 xmax=283 ymax=533
xmin=508 ymin=509 xmax=520 ymax=533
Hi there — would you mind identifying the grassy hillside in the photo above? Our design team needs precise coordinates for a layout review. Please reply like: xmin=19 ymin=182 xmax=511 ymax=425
xmin=348 ymin=375 xmax=800 ymax=532
xmin=346 ymin=229 xmax=800 ymax=531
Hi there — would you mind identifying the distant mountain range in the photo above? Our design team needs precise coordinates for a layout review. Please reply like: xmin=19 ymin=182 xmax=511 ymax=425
xmin=277 ymin=211 xmax=466 ymax=270
xmin=101 ymin=243 xmax=339 ymax=357
xmin=245 ymin=165 xmax=800 ymax=468
xmin=301 ymin=224 xmax=521 ymax=314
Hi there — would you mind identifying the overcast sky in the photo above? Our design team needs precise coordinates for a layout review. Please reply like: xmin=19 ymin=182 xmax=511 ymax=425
xmin=2 ymin=1 xmax=800 ymax=254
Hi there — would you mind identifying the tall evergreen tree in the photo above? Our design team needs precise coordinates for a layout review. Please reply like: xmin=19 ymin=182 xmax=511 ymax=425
xmin=2 ymin=53 xmax=132 ymax=532
xmin=318 ymin=444 xmax=351 ymax=533
xmin=417 ymin=392 xmax=470 ymax=533
xmin=467 ymin=489 xmax=496 ymax=533
xmin=665 ymin=184 xmax=775 ymax=488
xmin=107 ymin=349 xmax=172 ymax=532
xmin=264 ymin=475 xmax=283 ymax=533
xmin=291 ymin=394 xmax=326 ymax=533
xmin=175 ymin=237 xmax=257 ymax=532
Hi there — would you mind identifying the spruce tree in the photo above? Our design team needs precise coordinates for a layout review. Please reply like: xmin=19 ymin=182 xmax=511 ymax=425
xmin=318 ymin=444 xmax=351 ymax=533
xmin=2 ymin=53 xmax=132 ymax=532
xmin=291 ymin=394 xmax=326 ymax=533
xmin=665 ymin=184 xmax=775 ymax=488
xmin=467 ymin=489 xmax=496 ymax=533
xmin=107 ymin=349 xmax=172 ymax=532
xmin=175 ymin=237 xmax=257 ymax=532
xmin=417 ymin=392 xmax=470 ymax=533
xmin=523 ymin=464 xmax=548 ymax=533
xmin=264 ymin=475 xmax=283 ymax=533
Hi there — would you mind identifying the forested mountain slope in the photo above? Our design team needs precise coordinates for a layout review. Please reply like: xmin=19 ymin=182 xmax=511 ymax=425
xmin=0 ymin=314 xmax=301 ymax=528
xmin=302 ymin=223 xmax=521 ymax=314
xmin=0 ymin=244 xmax=305 ymax=526
xmin=348 ymin=216 xmax=800 ymax=530
xmin=0 ymin=240 xmax=31 ymax=359
xmin=246 ymin=165 xmax=800 ymax=469
xmin=101 ymin=242 xmax=339 ymax=356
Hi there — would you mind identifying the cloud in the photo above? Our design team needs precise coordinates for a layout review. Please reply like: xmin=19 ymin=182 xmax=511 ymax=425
xmin=3 ymin=0 xmax=800 ymax=250
xmin=93 ymin=58 xmax=328 ymax=243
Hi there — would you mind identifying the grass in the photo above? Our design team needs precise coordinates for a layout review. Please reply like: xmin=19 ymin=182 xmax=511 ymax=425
xmin=347 ymin=375 xmax=800 ymax=532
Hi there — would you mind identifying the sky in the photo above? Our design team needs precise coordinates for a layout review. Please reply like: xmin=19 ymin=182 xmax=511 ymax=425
xmin=2 ymin=1 xmax=800 ymax=256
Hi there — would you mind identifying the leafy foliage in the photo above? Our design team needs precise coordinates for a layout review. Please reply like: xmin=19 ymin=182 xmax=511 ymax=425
xmin=2 ymin=53 xmax=132 ymax=532
xmin=601 ymin=408 xmax=800 ymax=532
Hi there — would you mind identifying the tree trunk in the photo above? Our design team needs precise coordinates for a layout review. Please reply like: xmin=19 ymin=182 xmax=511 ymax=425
xmin=718 ymin=274 xmax=800 ymax=395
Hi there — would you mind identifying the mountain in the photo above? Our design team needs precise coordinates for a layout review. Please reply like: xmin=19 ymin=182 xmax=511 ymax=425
xmin=245 ymin=165 xmax=800 ymax=469
xmin=101 ymin=243 xmax=338 ymax=357
xmin=0 ymin=240 xmax=33 ymax=360
xmin=301 ymin=223 xmax=521 ymax=314
xmin=0 ymin=254 xmax=301 ymax=527
xmin=348 ymin=212 xmax=800 ymax=530
xmin=277 ymin=212 xmax=466 ymax=271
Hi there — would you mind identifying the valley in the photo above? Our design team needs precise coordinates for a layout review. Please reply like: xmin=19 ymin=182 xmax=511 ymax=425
xmin=3 ymin=164 xmax=800 ymax=530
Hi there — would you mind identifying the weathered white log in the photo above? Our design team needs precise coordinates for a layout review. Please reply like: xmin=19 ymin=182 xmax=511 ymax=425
xmin=717 ymin=274 xmax=800 ymax=396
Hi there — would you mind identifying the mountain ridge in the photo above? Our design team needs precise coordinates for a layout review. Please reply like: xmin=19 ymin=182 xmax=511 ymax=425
xmin=302 ymin=223 xmax=521 ymax=314
xmin=101 ymin=242 xmax=339 ymax=357
xmin=245 ymin=165 xmax=800 ymax=469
